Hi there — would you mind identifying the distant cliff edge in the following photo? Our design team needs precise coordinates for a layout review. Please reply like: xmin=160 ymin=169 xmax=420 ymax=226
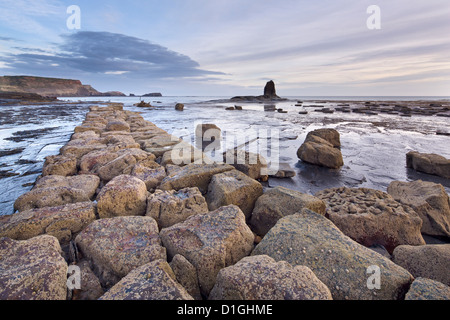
xmin=0 ymin=76 xmax=126 ymax=97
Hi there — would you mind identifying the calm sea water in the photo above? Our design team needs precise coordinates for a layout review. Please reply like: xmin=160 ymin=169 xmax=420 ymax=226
xmin=1 ymin=96 xmax=449 ymax=215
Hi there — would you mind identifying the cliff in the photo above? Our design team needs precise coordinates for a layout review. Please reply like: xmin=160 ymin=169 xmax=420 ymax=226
xmin=0 ymin=76 xmax=125 ymax=97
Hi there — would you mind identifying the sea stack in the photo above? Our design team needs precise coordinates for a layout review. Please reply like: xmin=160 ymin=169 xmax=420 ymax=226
xmin=264 ymin=80 xmax=279 ymax=99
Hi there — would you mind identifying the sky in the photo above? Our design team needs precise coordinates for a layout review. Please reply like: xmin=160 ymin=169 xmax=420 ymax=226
xmin=0 ymin=0 xmax=449 ymax=96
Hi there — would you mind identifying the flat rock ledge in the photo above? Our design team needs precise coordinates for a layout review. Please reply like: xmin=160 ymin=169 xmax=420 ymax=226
xmin=1 ymin=103 xmax=449 ymax=301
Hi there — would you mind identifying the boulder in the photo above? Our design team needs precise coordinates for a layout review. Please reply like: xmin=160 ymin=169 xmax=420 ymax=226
xmin=195 ymin=124 xmax=221 ymax=150
xmin=105 ymin=120 xmax=131 ymax=132
xmin=406 ymin=151 xmax=450 ymax=179
xmin=14 ymin=183 xmax=92 ymax=213
xmin=42 ymin=155 xmax=77 ymax=177
xmin=141 ymin=134 xmax=182 ymax=157
xmin=405 ymin=278 xmax=450 ymax=300
xmin=252 ymin=209 xmax=414 ymax=300
xmin=224 ymin=150 xmax=269 ymax=181
xmin=170 ymin=254 xmax=202 ymax=300
xmin=60 ymin=140 xmax=107 ymax=160
xmin=34 ymin=175 xmax=100 ymax=199
xmin=0 ymin=235 xmax=68 ymax=300
xmin=315 ymin=187 xmax=425 ymax=253
xmin=160 ymin=141 xmax=210 ymax=167
xmin=96 ymin=175 xmax=148 ymax=219
xmin=206 ymin=169 xmax=263 ymax=219
xmin=250 ymin=186 xmax=326 ymax=236
xmin=297 ymin=131 xmax=344 ymax=169
xmin=159 ymin=163 xmax=234 ymax=193
xmin=75 ymin=216 xmax=166 ymax=288
xmin=97 ymin=154 xmax=137 ymax=182
xmin=131 ymin=160 xmax=166 ymax=191
xmin=72 ymin=260 xmax=105 ymax=300
xmin=79 ymin=149 xmax=120 ymax=173
xmin=175 ymin=103 xmax=184 ymax=111
xmin=269 ymin=163 xmax=296 ymax=178
xmin=99 ymin=260 xmax=193 ymax=300
xmin=0 ymin=202 xmax=96 ymax=245
xmin=306 ymin=128 xmax=341 ymax=148
xmin=147 ymin=187 xmax=208 ymax=229
xmin=160 ymin=205 xmax=254 ymax=297
xmin=209 ymin=255 xmax=332 ymax=300
xmin=387 ymin=180 xmax=450 ymax=238
xmin=392 ymin=244 xmax=450 ymax=286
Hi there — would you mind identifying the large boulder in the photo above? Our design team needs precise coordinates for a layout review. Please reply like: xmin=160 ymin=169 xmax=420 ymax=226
xmin=34 ymin=175 xmax=100 ymax=199
xmin=169 ymin=254 xmax=202 ymax=300
xmin=0 ymin=236 xmax=68 ymax=300
xmin=206 ymin=169 xmax=263 ymax=219
xmin=146 ymin=187 xmax=208 ymax=229
xmin=96 ymin=175 xmax=147 ymax=219
xmin=297 ymin=130 xmax=344 ymax=169
xmin=97 ymin=154 xmax=136 ymax=182
xmin=75 ymin=216 xmax=166 ymax=288
xmin=72 ymin=260 xmax=104 ymax=300
xmin=387 ymin=180 xmax=450 ymax=238
xmin=224 ymin=150 xmax=269 ymax=181
xmin=42 ymin=154 xmax=77 ymax=177
xmin=13 ymin=177 xmax=95 ymax=213
xmin=392 ymin=244 xmax=450 ymax=286
xmin=160 ymin=205 xmax=254 ymax=297
xmin=79 ymin=149 xmax=121 ymax=173
xmin=250 ymin=186 xmax=326 ymax=236
xmin=306 ymin=128 xmax=341 ymax=148
xmin=405 ymin=278 xmax=450 ymax=300
xmin=131 ymin=160 xmax=166 ymax=191
xmin=105 ymin=120 xmax=130 ymax=132
xmin=195 ymin=124 xmax=221 ymax=150
xmin=315 ymin=187 xmax=425 ymax=253
xmin=252 ymin=209 xmax=414 ymax=300
xmin=100 ymin=260 xmax=194 ymax=300
xmin=406 ymin=151 xmax=450 ymax=179
xmin=140 ymin=134 xmax=181 ymax=157
xmin=0 ymin=202 xmax=96 ymax=245
xmin=209 ymin=255 xmax=332 ymax=300
xmin=158 ymin=163 xmax=234 ymax=193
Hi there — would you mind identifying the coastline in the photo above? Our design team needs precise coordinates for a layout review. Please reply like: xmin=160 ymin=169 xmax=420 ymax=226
xmin=0 ymin=102 xmax=449 ymax=301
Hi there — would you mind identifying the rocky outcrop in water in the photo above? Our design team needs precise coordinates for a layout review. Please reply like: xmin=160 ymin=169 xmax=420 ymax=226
xmin=297 ymin=128 xmax=344 ymax=169
xmin=231 ymin=80 xmax=286 ymax=102
xmin=406 ymin=151 xmax=450 ymax=179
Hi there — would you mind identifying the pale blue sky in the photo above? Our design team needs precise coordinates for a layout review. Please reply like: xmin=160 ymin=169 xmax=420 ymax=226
xmin=0 ymin=0 xmax=449 ymax=96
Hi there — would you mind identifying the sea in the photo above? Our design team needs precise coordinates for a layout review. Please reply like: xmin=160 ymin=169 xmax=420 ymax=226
xmin=1 ymin=95 xmax=449 ymax=215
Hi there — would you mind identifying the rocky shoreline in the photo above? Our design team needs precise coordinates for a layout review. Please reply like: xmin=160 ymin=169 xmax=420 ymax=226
xmin=0 ymin=103 xmax=449 ymax=300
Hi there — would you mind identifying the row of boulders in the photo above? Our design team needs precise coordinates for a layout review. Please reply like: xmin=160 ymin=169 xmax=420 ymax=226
xmin=0 ymin=103 xmax=449 ymax=301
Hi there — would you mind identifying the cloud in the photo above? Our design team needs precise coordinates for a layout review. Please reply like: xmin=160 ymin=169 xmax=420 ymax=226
xmin=1 ymin=31 xmax=223 ymax=79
